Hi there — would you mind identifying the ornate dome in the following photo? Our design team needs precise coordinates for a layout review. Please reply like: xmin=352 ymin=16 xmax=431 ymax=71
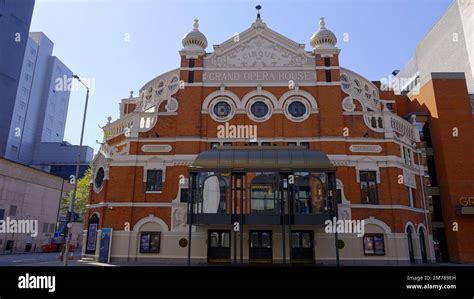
xmin=182 ymin=19 xmax=208 ymax=50
xmin=310 ymin=17 xmax=337 ymax=49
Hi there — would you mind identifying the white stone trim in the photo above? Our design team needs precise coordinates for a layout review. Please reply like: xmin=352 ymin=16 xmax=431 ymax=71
xmin=245 ymin=96 xmax=274 ymax=122
xmin=279 ymin=88 xmax=319 ymax=112
xmin=404 ymin=221 xmax=416 ymax=233
xmin=208 ymin=96 xmax=237 ymax=122
xmin=143 ymin=157 xmax=166 ymax=184
xmin=282 ymin=96 xmax=312 ymax=122
xmin=353 ymin=157 xmax=380 ymax=183
xmin=349 ymin=145 xmax=382 ymax=153
xmin=87 ymin=202 xmax=172 ymax=209
xmin=133 ymin=214 xmax=169 ymax=232
xmin=241 ymin=88 xmax=279 ymax=111
xmin=141 ymin=144 xmax=172 ymax=153
xmin=351 ymin=204 xmax=428 ymax=213
xmin=417 ymin=223 xmax=427 ymax=234
xmin=363 ymin=216 xmax=392 ymax=233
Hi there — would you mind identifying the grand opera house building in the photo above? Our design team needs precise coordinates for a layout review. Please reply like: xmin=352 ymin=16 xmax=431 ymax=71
xmin=83 ymin=14 xmax=474 ymax=265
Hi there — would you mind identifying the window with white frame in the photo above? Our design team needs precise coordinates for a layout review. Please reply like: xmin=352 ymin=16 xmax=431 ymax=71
xmin=360 ymin=171 xmax=378 ymax=204
xmin=403 ymin=146 xmax=413 ymax=166
xmin=407 ymin=187 xmax=415 ymax=208
xmin=146 ymin=169 xmax=163 ymax=192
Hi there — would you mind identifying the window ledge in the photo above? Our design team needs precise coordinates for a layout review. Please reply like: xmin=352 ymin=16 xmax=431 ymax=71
xmin=146 ymin=191 xmax=163 ymax=194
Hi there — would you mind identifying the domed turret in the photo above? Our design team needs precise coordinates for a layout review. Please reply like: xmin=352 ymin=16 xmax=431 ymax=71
xmin=310 ymin=17 xmax=337 ymax=49
xmin=182 ymin=19 xmax=208 ymax=51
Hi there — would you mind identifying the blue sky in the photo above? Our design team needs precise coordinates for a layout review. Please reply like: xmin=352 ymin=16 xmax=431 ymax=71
xmin=30 ymin=0 xmax=453 ymax=153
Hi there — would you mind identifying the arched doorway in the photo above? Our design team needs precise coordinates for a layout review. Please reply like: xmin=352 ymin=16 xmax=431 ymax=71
xmin=418 ymin=227 xmax=428 ymax=263
xmin=85 ymin=213 xmax=99 ymax=254
xmin=406 ymin=226 xmax=415 ymax=264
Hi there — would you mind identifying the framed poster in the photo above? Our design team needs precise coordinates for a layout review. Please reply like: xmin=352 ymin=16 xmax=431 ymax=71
xmin=99 ymin=228 xmax=113 ymax=263
xmin=373 ymin=235 xmax=385 ymax=255
xmin=86 ymin=223 xmax=98 ymax=252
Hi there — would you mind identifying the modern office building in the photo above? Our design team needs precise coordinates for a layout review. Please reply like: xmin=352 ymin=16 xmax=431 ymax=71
xmin=1 ymin=31 xmax=93 ymax=179
xmin=4 ymin=32 xmax=72 ymax=164
xmin=392 ymin=0 xmax=474 ymax=263
xmin=81 ymin=15 xmax=462 ymax=265
xmin=0 ymin=0 xmax=35 ymax=158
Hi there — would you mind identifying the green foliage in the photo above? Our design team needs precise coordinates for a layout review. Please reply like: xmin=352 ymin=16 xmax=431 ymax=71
xmin=61 ymin=168 xmax=92 ymax=222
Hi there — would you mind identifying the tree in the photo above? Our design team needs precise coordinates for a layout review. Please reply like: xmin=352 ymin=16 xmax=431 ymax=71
xmin=61 ymin=168 xmax=92 ymax=222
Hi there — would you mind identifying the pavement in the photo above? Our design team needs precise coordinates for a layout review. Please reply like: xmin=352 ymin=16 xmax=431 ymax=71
xmin=0 ymin=251 xmax=92 ymax=266
xmin=0 ymin=252 xmax=471 ymax=267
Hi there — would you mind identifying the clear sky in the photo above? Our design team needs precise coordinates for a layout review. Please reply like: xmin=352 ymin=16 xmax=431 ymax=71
xmin=30 ymin=0 xmax=453 ymax=153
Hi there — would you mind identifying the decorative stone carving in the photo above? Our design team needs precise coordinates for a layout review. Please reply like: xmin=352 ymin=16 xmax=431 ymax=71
xmin=342 ymin=97 xmax=355 ymax=112
xmin=172 ymin=206 xmax=188 ymax=231
xmin=205 ymin=34 xmax=314 ymax=69
xmin=349 ymin=145 xmax=383 ymax=153
xmin=166 ymin=97 xmax=179 ymax=112
xmin=403 ymin=169 xmax=417 ymax=188
xmin=208 ymin=36 xmax=308 ymax=68
xmin=141 ymin=145 xmax=173 ymax=153
xmin=137 ymin=69 xmax=181 ymax=112
xmin=340 ymin=68 xmax=380 ymax=112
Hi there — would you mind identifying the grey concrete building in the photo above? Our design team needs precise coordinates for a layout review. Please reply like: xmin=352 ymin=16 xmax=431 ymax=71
xmin=0 ymin=158 xmax=76 ymax=254
xmin=394 ymin=0 xmax=474 ymax=110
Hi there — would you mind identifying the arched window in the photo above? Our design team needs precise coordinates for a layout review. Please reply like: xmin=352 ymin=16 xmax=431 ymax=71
xmin=406 ymin=226 xmax=415 ymax=264
xmin=200 ymin=174 xmax=227 ymax=214
xmin=419 ymin=227 xmax=428 ymax=263
xmin=371 ymin=117 xmax=377 ymax=128
xmin=377 ymin=117 xmax=383 ymax=128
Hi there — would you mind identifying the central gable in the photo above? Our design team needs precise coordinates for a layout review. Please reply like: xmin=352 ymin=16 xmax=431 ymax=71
xmin=204 ymin=20 xmax=315 ymax=69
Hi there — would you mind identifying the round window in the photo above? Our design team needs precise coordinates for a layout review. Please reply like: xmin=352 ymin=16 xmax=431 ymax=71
xmin=213 ymin=101 xmax=231 ymax=118
xmin=94 ymin=167 xmax=105 ymax=191
xmin=250 ymin=101 xmax=269 ymax=119
xmin=288 ymin=101 xmax=307 ymax=118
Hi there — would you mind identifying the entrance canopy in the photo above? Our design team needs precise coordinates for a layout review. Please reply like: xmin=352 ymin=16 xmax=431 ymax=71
xmin=189 ymin=146 xmax=335 ymax=172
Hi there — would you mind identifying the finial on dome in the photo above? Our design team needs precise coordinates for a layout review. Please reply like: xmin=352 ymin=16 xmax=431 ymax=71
xmin=181 ymin=18 xmax=208 ymax=52
xmin=310 ymin=17 xmax=337 ymax=50
xmin=319 ymin=17 xmax=326 ymax=29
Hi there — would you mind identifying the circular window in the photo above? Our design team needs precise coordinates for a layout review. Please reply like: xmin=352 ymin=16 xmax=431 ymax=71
xmin=284 ymin=98 xmax=310 ymax=122
xmin=288 ymin=101 xmax=306 ymax=118
xmin=94 ymin=167 xmax=105 ymax=192
xmin=209 ymin=97 xmax=236 ymax=122
xmin=250 ymin=101 xmax=269 ymax=119
xmin=213 ymin=101 xmax=231 ymax=118
xmin=246 ymin=97 xmax=273 ymax=122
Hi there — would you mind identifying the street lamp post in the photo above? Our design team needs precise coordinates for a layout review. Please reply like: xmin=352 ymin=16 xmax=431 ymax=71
xmin=64 ymin=75 xmax=90 ymax=266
